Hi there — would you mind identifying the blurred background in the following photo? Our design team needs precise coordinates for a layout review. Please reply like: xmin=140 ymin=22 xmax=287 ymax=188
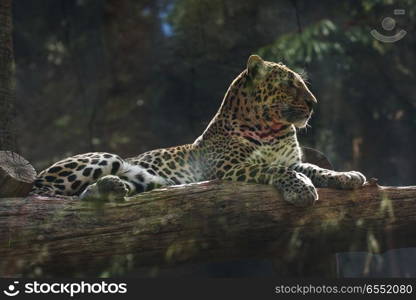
xmin=12 ymin=0 xmax=416 ymax=186
xmin=6 ymin=0 xmax=416 ymax=278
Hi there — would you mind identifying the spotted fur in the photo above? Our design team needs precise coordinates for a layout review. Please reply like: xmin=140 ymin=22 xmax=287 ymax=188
xmin=31 ymin=55 xmax=366 ymax=206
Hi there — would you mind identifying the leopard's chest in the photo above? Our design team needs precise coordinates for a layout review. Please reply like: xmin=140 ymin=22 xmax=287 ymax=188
xmin=246 ymin=143 xmax=301 ymax=166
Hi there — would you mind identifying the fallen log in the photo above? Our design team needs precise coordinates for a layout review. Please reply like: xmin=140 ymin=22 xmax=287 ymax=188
xmin=0 ymin=180 xmax=415 ymax=277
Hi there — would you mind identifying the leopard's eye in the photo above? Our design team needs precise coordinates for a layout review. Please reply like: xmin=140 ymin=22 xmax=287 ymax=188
xmin=287 ymin=80 xmax=298 ymax=94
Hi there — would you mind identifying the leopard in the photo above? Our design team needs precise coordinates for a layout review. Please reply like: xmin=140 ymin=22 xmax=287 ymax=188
xmin=30 ymin=55 xmax=366 ymax=206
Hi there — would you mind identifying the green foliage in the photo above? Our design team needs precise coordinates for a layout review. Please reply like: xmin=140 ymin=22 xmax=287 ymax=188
xmin=259 ymin=19 xmax=343 ymax=67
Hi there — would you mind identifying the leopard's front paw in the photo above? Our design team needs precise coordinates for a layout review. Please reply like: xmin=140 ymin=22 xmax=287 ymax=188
xmin=281 ymin=173 xmax=318 ymax=207
xmin=97 ymin=175 xmax=129 ymax=201
xmin=327 ymin=171 xmax=366 ymax=189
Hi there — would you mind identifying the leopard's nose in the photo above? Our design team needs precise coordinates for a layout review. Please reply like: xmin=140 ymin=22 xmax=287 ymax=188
xmin=304 ymin=87 xmax=318 ymax=105
xmin=309 ymin=93 xmax=317 ymax=103
xmin=305 ymin=92 xmax=317 ymax=110
xmin=306 ymin=96 xmax=316 ymax=110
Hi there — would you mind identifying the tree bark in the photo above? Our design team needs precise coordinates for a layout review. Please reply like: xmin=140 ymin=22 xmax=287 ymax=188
xmin=0 ymin=180 xmax=415 ymax=277
xmin=0 ymin=0 xmax=16 ymax=151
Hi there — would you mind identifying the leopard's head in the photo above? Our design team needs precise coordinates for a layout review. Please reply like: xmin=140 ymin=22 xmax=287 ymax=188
xmin=244 ymin=55 xmax=317 ymax=129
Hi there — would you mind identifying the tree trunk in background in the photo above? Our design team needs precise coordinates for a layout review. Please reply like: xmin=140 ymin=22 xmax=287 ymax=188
xmin=0 ymin=0 xmax=16 ymax=151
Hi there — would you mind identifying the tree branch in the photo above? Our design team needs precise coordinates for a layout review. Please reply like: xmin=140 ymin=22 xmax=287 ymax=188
xmin=1 ymin=179 xmax=415 ymax=277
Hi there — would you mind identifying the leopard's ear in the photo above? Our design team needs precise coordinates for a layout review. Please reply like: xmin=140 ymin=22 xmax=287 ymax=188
xmin=247 ymin=54 xmax=266 ymax=80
